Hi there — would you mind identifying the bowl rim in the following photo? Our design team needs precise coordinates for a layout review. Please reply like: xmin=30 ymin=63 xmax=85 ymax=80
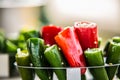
xmin=14 ymin=62 xmax=120 ymax=69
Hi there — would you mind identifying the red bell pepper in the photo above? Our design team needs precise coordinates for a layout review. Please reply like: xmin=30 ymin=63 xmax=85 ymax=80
xmin=55 ymin=27 xmax=86 ymax=74
xmin=74 ymin=21 xmax=98 ymax=51
xmin=42 ymin=25 xmax=63 ymax=46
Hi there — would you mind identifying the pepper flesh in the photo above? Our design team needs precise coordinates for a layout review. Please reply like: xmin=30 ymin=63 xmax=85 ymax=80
xmin=42 ymin=25 xmax=63 ymax=45
xmin=74 ymin=21 xmax=98 ymax=51
xmin=55 ymin=27 xmax=86 ymax=74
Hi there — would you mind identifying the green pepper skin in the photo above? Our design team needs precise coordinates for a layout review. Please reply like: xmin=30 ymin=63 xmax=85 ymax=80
xmin=84 ymin=48 xmax=109 ymax=80
xmin=81 ymin=74 xmax=86 ymax=80
xmin=106 ymin=41 xmax=120 ymax=80
xmin=27 ymin=38 xmax=52 ymax=80
xmin=44 ymin=45 xmax=66 ymax=80
xmin=15 ymin=49 xmax=34 ymax=80
xmin=6 ymin=40 xmax=17 ymax=54
xmin=22 ymin=30 xmax=40 ymax=41
xmin=104 ymin=36 xmax=120 ymax=57
xmin=117 ymin=67 xmax=120 ymax=79
xmin=104 ymin=40 xmax=111 ymax=57
xmin=17 ymin=33 xmax=26 ymax=50
xmin=112 ymin=36 xmax=120 ymax=43
xmin=112 ymin=36 xmax=120 ymax=79
xmin=98 ymin=37 xmax=102 ymax=48
xmin=0 ymin=35 xmax=5 ymax=52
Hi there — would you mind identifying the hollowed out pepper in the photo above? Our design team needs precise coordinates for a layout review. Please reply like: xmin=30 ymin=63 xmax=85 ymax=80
xmin=15 ymin=49 xmax=35 ymax=80
xmin=84 ymin=48 xmax=109 ymax=80
xmin=106 ymin=40 xmax=120 ymax=80
xmin=111 ymin=36 xmax=120 ymax=79
xmin=44 ymin=44 xmax=66 ymax=80
xmin=112 ymin=36 xmax=120 ymax=43
xmin=42 ymin=25 xmax=63 ymax=45
xmin=55 ymin=27 xmax=86 ymax=74
xmin=104 ymin=36 xmax=120 ymax=56
xmin=27 ymin=38 xmax=52 ymax=80
xmin=74 ymin=21 xmax=98 ymax=51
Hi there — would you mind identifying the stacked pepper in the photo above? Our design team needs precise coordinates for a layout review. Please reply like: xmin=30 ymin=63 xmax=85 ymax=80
xmin=41 ymin=25 xmax=63 ymax=45
xmin=104 ymin=36 xmax=120 ymax=80
xmin=15 ymin=49 xmax=34 ymax=80
xmin=14 ymin=22 xmax=120 ymax=80
xmin=74 ymin=21 xmax=99 ymax=51
xmin=26 ymin=38 xmax=52 ymax=80
xmin=44 ymin=44 xmax=67 ymax=80
xmin=84 ymin=48 xmax=109 ymax=80
xmin=55 ymin=27 xmax=86 ymax=74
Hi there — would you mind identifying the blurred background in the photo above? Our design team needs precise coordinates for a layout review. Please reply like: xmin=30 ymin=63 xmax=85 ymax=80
xmin=0 ymin=0 xmax=120 ymax=38
xmin=0 ymin=0 xmax=120 ymax=79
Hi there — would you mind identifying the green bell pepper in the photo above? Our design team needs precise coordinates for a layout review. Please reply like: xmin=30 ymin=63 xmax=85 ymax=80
xmin=15 ymin=49 xmax=34 ymax=80
xmin=6 ymin=40 xmax=17 ymax=54
xmin=106 ymin=40 xmax=120 ymax=80
xmin=84 ymin=48 xmax=109 ymax=80
xmin=22 ymin=30 xmax=40 ymax=41
xmin=44 ymin=44 xmax=66 ymax=80
xmin=112 ymin=36 xmax=120 ymax=43
xmin=112 ymin=36 xmax=120 ymax=79
xmin=17 ymin=33 xmax=26 ymax=50
xmin=104 ymin=36 xmax=120 ymax=57
xmin=27 ymin=38 xmax=52 ymax=80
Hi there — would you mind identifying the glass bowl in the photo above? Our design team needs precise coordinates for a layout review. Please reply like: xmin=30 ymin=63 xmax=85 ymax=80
xmin=14 ymin=62 xmax=120 ymax=80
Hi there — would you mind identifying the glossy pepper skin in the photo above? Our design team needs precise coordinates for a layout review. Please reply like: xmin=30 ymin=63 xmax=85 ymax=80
xmin=98 ymin=37 xmax=102 ymax=47
xmin=15 ymin=49 xmax=35 ymax=80
xmin=42 ymin=25 xmax=63 ymax=46
xmin=44 ymin=44 xmax=66 ymax=80
xmin=112 ymin=36 xmax=120 ymax=43
xmin=111 ymin=36 xmax=120 ymax=79
xmin=55 ymin=27 xmax=86 ymax=74
xmin=103 ymin=36 xmax=120 ymax=79
xmin=104 ymin=40 xmax=111 ymax=57
xmin=22 ymin=30 xmax=40 ymax=41
xmin=84 ymin=48 xmax=109 ymax=80
xmin=6 ymin=40 xmax=17 ymax=54
xmin=106 ymin=40 xmax=120 ymax=80
xmin=27 ymin=38 xmax=52 ymax=80
xmin=74 ymin=21 xmax=98 ymax=51
xmin=104 ymin=36 xmax=120 ymax=57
